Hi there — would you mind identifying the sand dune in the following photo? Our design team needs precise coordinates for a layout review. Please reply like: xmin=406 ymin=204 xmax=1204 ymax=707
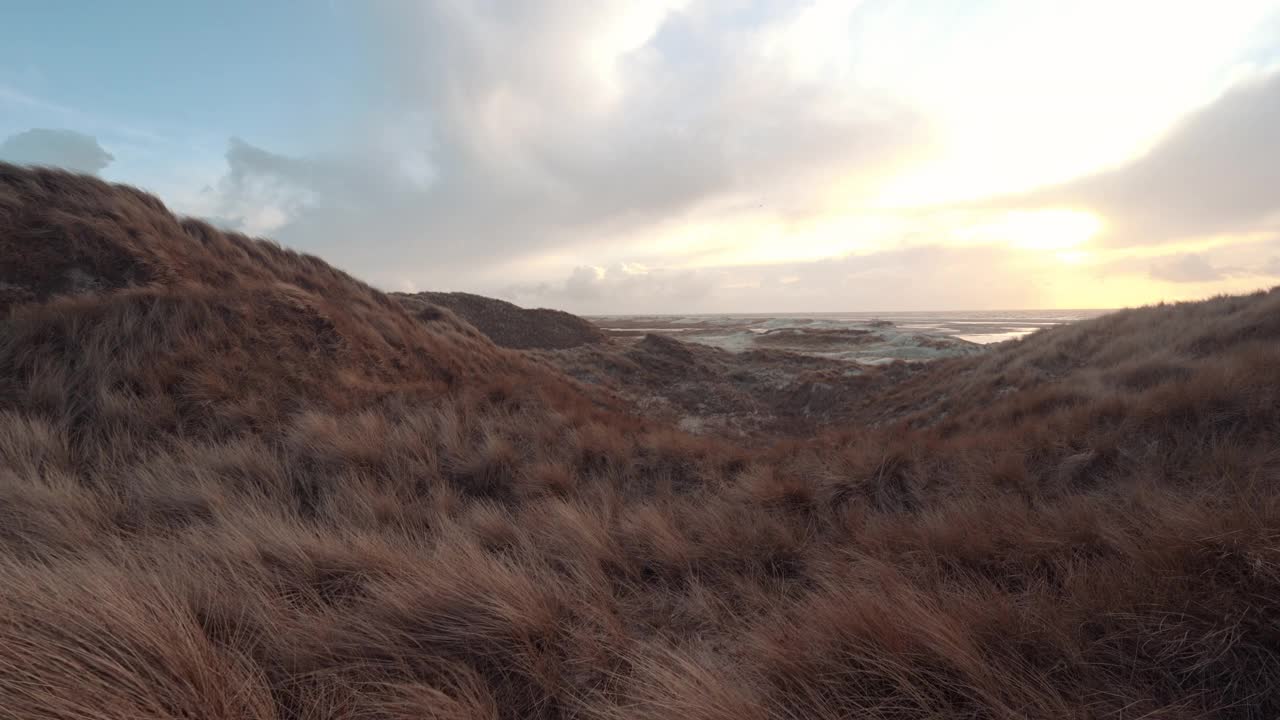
xmin=2 ymin=163 xmax=1279 ymax=719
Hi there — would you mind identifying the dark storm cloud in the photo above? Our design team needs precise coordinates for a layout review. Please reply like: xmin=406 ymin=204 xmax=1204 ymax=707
xmin=0 ymin=128 xmax=114 ymax=174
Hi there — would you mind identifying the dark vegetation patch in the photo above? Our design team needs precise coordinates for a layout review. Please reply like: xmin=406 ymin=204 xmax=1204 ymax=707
xmin=752 ymin=327 xmax=879 ymax=348
xmin=398 ymin=291 xmax=606 ymax=350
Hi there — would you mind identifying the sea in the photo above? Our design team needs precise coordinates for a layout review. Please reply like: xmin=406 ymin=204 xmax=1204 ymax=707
xmin=590 ymin=309 xmax=1110 ymax=364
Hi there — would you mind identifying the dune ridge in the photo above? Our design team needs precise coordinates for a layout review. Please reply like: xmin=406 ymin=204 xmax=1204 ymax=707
xmin=2 ymin=163 xmax=1279 ymax=719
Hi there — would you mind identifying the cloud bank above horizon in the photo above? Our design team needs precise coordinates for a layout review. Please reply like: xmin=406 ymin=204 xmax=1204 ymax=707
xmin=2 ymin=1 xmax=1280 ymax=312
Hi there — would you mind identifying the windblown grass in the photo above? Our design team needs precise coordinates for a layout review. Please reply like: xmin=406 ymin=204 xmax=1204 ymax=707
xmin=2 ymin=163 xmax=1279 ymax=719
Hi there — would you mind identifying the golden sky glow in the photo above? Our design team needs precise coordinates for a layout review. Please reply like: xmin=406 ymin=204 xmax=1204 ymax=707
xmin=4 ymin=1 xmax=1278 ymax=312
xmin=509 ymin=0 xmax=1280 ymax=311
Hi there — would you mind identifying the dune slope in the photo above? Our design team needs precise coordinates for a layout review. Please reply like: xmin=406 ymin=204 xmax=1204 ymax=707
xmin=2 ymin=164 xmax=1279 ymax=719
xmin=398 ymin=291 xmax=606 ymax=350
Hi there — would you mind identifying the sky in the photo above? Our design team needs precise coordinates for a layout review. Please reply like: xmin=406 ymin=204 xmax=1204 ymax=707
xmin=2 ymin=1 xmax=1280 ymax=313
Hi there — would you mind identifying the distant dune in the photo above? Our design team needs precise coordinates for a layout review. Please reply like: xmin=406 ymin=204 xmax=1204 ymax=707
xmin=398 ymin=291 xmax=606 ymax=350
xmin=3 ymin=162 xmax=1280 ymax=718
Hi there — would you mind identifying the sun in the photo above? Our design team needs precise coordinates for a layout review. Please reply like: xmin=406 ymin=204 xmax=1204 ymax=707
xmin=1055 ymin=249 xmax=1091 ymax=265
xmin=1001 ymin=209 xmax=1103 ymax=252
xmin=954 ymin=208 xmax=1103 ymax=255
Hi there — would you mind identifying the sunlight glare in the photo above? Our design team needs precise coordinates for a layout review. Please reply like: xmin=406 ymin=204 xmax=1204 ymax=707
xmin=958 ymin=209 xmax=1103 ymax=252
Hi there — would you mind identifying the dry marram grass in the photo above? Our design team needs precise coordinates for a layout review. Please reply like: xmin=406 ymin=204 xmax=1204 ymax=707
xmin=2 ymin=163 xmax=1279 ymax=719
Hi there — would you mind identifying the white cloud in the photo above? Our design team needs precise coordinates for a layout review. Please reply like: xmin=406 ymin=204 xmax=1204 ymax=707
xmin=203 ymin=1 xmax=929 ymax=290
xmin=507 ymin=263 xmax=715 ymax=313
xmin=506 ymin=243 xmax=1062 ymax=314
xmin=1015 ymin=68 xmax=1280 ymax=247
xmin=178 ymin=1 xmax=1280 ymax=310
xmin=865 ymin=0 xmax=1280 ymax=205
xmin=1148 ymin=254 xmax=1227 ymax=283
xmin=0 ymin=128 xmax=114 ymax=174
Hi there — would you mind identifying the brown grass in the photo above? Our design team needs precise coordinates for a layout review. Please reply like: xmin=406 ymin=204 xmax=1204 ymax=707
xmin=2 ymin=163 xmax=1280 ymax=718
